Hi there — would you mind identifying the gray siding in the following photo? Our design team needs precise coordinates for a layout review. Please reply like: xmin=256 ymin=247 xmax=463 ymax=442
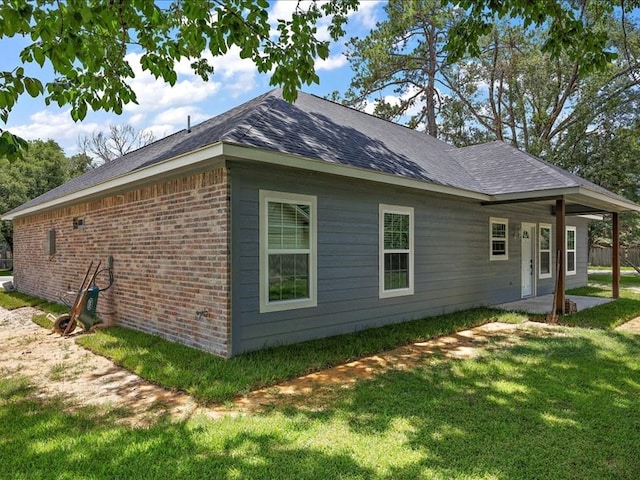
xmin=229 ymin=163 xmax=589 ymax=355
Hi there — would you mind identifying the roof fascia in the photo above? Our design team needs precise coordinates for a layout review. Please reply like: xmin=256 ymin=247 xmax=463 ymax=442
xmin=7 ymin=140 xmax=638 ymax=221
xmin=221 ymin=143 xmax=489 ymax=201
xmin=487 ymin=186 xmax=640 ymax=213
xmin=574 ymin=186 xmax=640 ymax=213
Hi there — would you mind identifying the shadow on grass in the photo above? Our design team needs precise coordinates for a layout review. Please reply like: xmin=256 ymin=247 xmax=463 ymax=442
xmin=4 ymin=330 xmax=639 ymax=479
xmin=305 ymin=329 xmax=640 ymax=479
xmin=75 ymin=307 xmax=520 ymax=404
xmin=0 ymin=389 xmax=373 ymax=479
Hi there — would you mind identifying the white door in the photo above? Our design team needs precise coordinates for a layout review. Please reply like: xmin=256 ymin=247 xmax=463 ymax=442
xmin=521 ymin=223 xmax=536 ymax=297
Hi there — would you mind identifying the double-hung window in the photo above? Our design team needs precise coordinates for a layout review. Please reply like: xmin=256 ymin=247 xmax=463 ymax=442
xmin=539 ymin=223 xmax=552 ymax=279
xmin=490 ymin=217 xmax=509 ymax=260
xmin=259 ymin=191 xmax=317 ymax=313
xmin=379 ymin=204 xmax=414 ymax=298
xmin=566 ymin=226 xmax=577 ymax=276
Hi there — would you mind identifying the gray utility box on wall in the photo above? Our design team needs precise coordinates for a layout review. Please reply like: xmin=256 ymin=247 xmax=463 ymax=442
xmin=44 ymin=229 xmax=56 ymax=255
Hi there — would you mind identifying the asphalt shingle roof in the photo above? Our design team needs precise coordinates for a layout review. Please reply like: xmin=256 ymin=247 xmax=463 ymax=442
xmin=448 ymin=141 xmax=620 ymax=197
xmin=3 ymin=89 xmax=632 ymax=217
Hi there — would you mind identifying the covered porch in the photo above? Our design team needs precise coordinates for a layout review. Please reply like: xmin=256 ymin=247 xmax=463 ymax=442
xmin=483 ymin=186 xmax=640 ymax=314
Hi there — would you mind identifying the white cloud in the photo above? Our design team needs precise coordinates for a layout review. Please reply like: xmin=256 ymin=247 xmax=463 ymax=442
xmin=360 ymin=85 xmax=433 ymax=126
xmin=128 ymin=113 xmax=146 ymax=127
xmin=123 ymin=52 xmax=222 ymax=114
xmin=348 ymin=1 xmax=383 ymax=29
xmin=315 ymin=53 xmax=348 ymax=71
xmin=152 ymin=106 xmax=208 ymax=127
xmin=9 ymin=109 xmax=106 ymax=145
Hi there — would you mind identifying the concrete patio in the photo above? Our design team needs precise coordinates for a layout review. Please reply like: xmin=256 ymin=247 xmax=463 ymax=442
xmin=493 ymin=294 xmax=613 ymax=314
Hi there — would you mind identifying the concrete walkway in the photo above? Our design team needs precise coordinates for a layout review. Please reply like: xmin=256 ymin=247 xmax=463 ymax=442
xmin=493 ymin=294 xmax=613 ymax=314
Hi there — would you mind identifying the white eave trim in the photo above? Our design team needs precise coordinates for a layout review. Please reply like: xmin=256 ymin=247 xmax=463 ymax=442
xmin=222 ymin=143 xmax=489 ymax=201
xmin=574 ymin=186 xmax=640 ymax=213
xmin=3 ymin=142 xmax=490 ymax=220
xmin=5 ymin=141 xmax=639 ymax=220
xmin=489 ymin=186 xmax=640 ymax=213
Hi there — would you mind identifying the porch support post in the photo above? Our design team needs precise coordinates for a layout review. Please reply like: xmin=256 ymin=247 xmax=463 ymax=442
xmin=612 ymin=212 xmax=620 ymax=299
xmin=555 ymin=198 xmax=566 ymax=314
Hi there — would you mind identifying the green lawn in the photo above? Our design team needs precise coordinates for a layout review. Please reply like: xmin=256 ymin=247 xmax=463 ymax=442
xmin=3 ymin=279 xmax=640 ymax=478
xmin=74 ymin=307 xmax=527 ymax=404
xmin=2 ymin=326 xmax=639 ymax=479
xmin=0 ymin=289 xmax=68 ymax=314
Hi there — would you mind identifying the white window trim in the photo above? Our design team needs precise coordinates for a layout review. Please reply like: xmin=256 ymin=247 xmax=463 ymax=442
xmin=259 ymin=190 xmax=317 ymax=313
xmin=566 ymin=226 xmax=577 ymax=276
xmin=489 ymin=217 xmax=509 ymax=261
xmin=539 ymin=223 xmax=552 ymax=279
xmin=379 ymin=204 xmax=414 ymax=298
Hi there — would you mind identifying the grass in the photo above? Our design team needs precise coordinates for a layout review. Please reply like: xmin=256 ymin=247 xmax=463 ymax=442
xmin=588 ymin=265 xmax=635 ymax=271
xmin=0 ymin=290 xmax=67 ymax=314
xmin=548 ymin=273 xmax=640 ymax=329
xmin=0 ymin=268 xmax=12 ymax=276
xmin=75 ymin=308 xmax=527 ymax=404
xmin=3 ymin=276 xmax=640 ymax=478
xmin=4 ymin=277 xmax=640 ymax=405
xmin=2 ymin=327 xmax=639 ymax=479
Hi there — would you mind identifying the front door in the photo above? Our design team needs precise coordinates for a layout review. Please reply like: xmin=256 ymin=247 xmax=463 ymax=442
xmin=521 ymin=223 xmax=536 ymax=297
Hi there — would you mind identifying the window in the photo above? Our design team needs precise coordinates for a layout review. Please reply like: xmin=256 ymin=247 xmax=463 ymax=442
xmin=566 ymin=226 xmax=577 ymax=276
xmin=490 ymin=217 xmax=509 ymax=260
xmin=539 ymin=223 xmax=552 ymax=279
xmin=379 ymin=204 xmax=414 ymax=298
xmin=259 ymin=191 xmax=317 ymax=313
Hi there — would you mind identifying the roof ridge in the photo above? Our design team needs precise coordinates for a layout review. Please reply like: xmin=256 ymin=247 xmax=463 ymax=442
xmin=226 ymin=90 xmax=283 ymax=143
xmin=504 ymin=143 xmax=577 ymax=187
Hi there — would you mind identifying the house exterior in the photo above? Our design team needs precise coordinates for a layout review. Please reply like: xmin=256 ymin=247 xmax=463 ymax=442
xmin=3 ymin=90 xmax=639 ymax=357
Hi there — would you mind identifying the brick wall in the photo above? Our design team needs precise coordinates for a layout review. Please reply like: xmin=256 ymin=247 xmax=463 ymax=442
xmin=13 ymin=168 xmax=232 ymax=357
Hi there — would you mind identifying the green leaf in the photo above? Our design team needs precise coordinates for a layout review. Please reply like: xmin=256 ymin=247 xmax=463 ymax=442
xmin=23 ymin=78 xmax=43 ymax=98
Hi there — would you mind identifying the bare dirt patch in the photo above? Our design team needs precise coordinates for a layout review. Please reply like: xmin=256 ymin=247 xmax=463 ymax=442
xmin=616 ymin=316 xmax=640 ymax=334
xmin=0 ymin=307 xmax=198 ymax=426
xmin=4 ymin=305 xmax=635 ymax=425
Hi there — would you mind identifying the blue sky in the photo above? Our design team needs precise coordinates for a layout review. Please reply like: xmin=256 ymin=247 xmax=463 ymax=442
xmin=2 ymin=1 xmax=385 ymax=156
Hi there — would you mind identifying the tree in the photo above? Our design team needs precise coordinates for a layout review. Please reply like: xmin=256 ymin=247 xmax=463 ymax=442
xmin=343 ymin=0 xmax=461 ymax=137
xmin=1 ymin=1 xmax=636 ymax=160
xmin=439 ymin=11 xmax=640 ymax=157
xmin=67 ymin=152 xmax=93 ymax=178
xmin=78 ymin=124 xmax=155 ymax=165
xmin=342 ymin=2 xmax=640 ymax=250
xmin=0 ymin=140 xmax=72 ymax=250
xmin=0 ymin=0 xmax=358 ymax=159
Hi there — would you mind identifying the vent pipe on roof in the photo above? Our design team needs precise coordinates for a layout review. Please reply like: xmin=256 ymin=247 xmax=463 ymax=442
xmin=187 ymin=115 xmax=191 ymax=133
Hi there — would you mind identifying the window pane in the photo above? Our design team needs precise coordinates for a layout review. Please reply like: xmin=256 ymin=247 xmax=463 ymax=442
xmin=540 ymin=227 xmax=550 ymax=250
xmin=492 ymin=223 xmax=506 ymax=239
xmin=492 ymin=240 xmax=506 ymax=256
xmin=268 ymin=201 xmax=310 ymax=249
xmin=567 ymin=252 xmax=575 ymax=272
xmin=384 ymin=213 xmax=409 ymax=249
xmin=540 ymin=252 xmax=550 ymax=274
xmin=384 ymin=253 xmax=409 ymax=290
xmin=567 ymin=230 xmax=575 ymax=250
xmin=269 ymin=253 xmax=309 ymax=301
